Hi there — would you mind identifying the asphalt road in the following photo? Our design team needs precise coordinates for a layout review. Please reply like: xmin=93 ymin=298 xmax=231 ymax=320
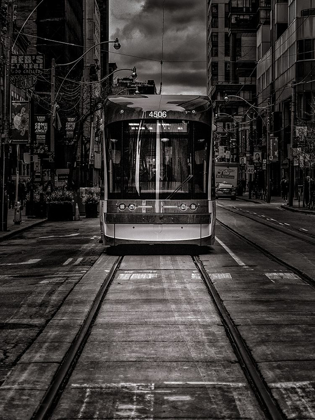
xmin=0 ymin=203 xmax=314 ymax=419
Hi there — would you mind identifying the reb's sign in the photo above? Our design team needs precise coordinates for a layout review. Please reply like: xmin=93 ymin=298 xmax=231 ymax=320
xmin=11 ymin=55 xmax=44 ymax=75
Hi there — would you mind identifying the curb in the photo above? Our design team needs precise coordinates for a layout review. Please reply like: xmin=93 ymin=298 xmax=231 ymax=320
xmin=0 ymin=218 xmax=47 ymax=241
xmin=281 ymin=204 xmax=315 ymax=215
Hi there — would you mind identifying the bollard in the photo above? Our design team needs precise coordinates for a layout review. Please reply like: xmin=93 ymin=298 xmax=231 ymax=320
xmin=74 ymin=203 xmax=81 ymax=221
xmin=13 ymin=201 xmax=22 ymax=225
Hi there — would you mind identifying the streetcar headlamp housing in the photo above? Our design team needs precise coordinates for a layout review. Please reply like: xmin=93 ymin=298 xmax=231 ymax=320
xmin=118 ymin=203 xmax=126 ymax=211
xmin=180 ymin=203 xmax=187 ymax=211
xmin=128 ymin=203 xmax=136 ymax=211
xmin=190 ymin=203 xmax=197 ymax=210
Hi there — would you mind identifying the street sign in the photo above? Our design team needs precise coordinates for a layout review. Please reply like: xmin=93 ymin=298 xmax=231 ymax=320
xmin=247 ymin=165 xmax=255 ymax=174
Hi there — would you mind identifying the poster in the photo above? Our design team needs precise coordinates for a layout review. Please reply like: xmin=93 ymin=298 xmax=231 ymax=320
xmin=11 ymin=101 xmax=29 ymax=143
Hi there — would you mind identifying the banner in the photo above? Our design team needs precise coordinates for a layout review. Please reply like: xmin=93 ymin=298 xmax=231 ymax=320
xmin=11 ymin=102 xmax=29 ymax=143
xmin=269 ymin=135 xmax=278 ymax=162
xmin=34 ymin=115 xmax=49 ymax=145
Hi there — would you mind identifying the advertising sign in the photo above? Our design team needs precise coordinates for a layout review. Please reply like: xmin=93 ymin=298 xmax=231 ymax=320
xmin=253 ymin=152 xmax=262 ymax=163
xmin=11 ymin=101 xmax=29 ymax=143
xmin=247 ymin=165 xmax=255 ymax=174
xmin=11 ymin=55 xmax=44 ymax=75
xmin=269 ymin=135 xmax=278 ymax=162
xmin=65 ymin=117 xmax=76 ymax=139
xmin=34 ymin=115 xmax=48 ymax=145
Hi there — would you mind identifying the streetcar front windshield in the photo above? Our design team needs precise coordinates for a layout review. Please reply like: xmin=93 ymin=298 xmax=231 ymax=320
xmin=106 ymin=120 xmax=211 ymax=199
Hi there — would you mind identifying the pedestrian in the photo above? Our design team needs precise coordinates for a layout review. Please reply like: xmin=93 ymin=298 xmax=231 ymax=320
xmin=280 ymin=177 xmax=288 ymax=200
xmin=280 ymin=177 xmax=288 ymax=201
xmin=7 ymin=179 xmax=15 ymax=209
xmin=309 ymin=177 xmax=315 ymax=209
xmin=304 ymin=176 xmax=310 ymax=207
xmin=18 ymin=180 xmax=26 ymax=208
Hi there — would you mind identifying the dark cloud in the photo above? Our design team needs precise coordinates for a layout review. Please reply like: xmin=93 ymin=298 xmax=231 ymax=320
xmin=110 ymin=1 xmax=206 ymax=94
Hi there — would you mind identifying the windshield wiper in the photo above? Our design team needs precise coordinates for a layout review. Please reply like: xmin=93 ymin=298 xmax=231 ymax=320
xmin=166 ymin=175 xmax=193 ymax=200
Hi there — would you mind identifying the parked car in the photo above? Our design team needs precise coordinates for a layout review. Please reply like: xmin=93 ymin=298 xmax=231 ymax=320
xmin=216 ymin=182 xmax=237 ymax=200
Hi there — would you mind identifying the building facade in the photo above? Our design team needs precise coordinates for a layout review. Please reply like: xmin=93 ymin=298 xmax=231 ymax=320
xmin=257 ymin=0 xmax=315 ymax=200
xmin=207 ymin=0 xmax=262 ymax=193
xmin=0 ymin=0 xmax=109 ymax=202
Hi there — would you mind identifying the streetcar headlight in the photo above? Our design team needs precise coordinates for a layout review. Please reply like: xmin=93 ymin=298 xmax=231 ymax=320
xmin=180 ymin=203 xmax=187 ymax=211
xmin=128 ymin=204 xmax=136 ymax=211
xmin=190 ymin=203 xmax=197 ymax=210
xmin=118 ymin=203 xmax=126 ymax=211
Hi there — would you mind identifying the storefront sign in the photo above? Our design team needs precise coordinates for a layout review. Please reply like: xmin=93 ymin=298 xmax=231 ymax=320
xmin=11 ymin=55 xmax=44 ymax=75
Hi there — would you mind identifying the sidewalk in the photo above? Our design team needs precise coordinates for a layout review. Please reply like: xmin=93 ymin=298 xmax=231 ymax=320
xmin=238 ymin=192 xmax=315 ymax=215
xmin=0 ymin=207 xmax=47 ymax=241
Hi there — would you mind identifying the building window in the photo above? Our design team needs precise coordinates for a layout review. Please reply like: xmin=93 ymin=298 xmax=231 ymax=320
xmin=211 ymin=32 xmax=218 ymax=57
xmin=298 ymin=39 xmax=314 ymax=60
xmin=211 ymin=17 xmax=218 ymax=28
xmin=236 ymin=38 xmax=242 ymax=58
xmin=225 ymin=33 xmax=230 ymax=56
xmin=297 ymin=92 xmax=313 ymax=121
xmin=225 ymin=62 xmax=230 ymax=81
xmin=225 ymin=4 xmax=229 ymax=27
xmin=301 ymin=9 xmax=315 ymax=17
xmin=211 ymin=62 xmax=218 ymax=83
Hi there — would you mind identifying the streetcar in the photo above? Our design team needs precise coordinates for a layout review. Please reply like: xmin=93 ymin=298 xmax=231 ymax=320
xmin=100 ymin=94 xmax=216 ymax=247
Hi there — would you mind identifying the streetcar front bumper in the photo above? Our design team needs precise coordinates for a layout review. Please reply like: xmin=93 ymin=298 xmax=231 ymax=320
xmin=103 ymin=213 xmax=214 ymax=246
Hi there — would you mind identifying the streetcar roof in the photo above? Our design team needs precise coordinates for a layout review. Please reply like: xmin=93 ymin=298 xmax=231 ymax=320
xmin=104 ymin=94 xmax=212 ymax=125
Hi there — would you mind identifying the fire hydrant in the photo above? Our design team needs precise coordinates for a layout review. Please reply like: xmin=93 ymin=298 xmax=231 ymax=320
xmin=13 ymin=201 xmax=22 ymax=225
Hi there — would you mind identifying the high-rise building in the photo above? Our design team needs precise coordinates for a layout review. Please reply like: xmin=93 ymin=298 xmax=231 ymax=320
xmin=257 ymin=0 xmax=315 ymax=201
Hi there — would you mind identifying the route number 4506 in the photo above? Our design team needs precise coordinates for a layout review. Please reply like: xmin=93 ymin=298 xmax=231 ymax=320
xmin=148 ymin=111 xmax=167 ymax=118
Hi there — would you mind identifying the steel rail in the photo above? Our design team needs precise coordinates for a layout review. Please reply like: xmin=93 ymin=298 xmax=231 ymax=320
xmin=193 ymin=255 xmax=286 ymax=420
xmin=32 ymin=256 xmax=123 ymax=420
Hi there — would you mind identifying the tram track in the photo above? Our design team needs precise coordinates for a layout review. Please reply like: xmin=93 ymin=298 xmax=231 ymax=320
xmin=32 ymin=256 xmax=123 ymax=420
xmin=194 ymin=256 xmax=285 ymax=420
xmin=29 ymin=250 xmax=291 ymax=420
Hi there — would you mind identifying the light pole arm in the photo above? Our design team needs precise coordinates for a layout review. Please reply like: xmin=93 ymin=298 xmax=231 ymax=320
xmin=224 ymin=94 xmax=271 ymax=110
xmin=55 ymin=39 xmax=121 ymax=101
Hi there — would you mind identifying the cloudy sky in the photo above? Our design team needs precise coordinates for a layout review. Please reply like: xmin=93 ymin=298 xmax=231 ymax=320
xmin=109 ymin=0 xmax=207 ymax=95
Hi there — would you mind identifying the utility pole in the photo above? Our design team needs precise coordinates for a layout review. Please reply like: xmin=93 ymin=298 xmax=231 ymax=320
xmin=288 ymin=82 xmax=296 ymax=207
xmin=1 ymin=0 xmax=13 ymax=231
xmin=266 ymin=98 xmax=271 ymax=203
xmin=50 ymin=58 xmax=55 ymax=184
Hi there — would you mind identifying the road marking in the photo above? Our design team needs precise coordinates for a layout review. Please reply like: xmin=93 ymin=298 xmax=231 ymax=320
xmin=299 ymin=228 xmax=308 ymax=232
xmin=0 ymin=259 xmax=41 ymax=266
xmin=266 ymin=272 xmax=300 ymax=281
xmin=74 ymin=258 xmax=83 ymax=265
xmin=284 ymin=222 xmax=290 ymax=226
xmin=164 ymin=381 xmax=246 ymax=387
xmin=63 ymin=258 xmax=73 ymax=266
xmin=216 ymin=237 xmax=247 ymax=267
xmin=210 ymin=273 xmax=232 ymax=280
xmin=39 ymin=233 xmax=80 ymax=239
